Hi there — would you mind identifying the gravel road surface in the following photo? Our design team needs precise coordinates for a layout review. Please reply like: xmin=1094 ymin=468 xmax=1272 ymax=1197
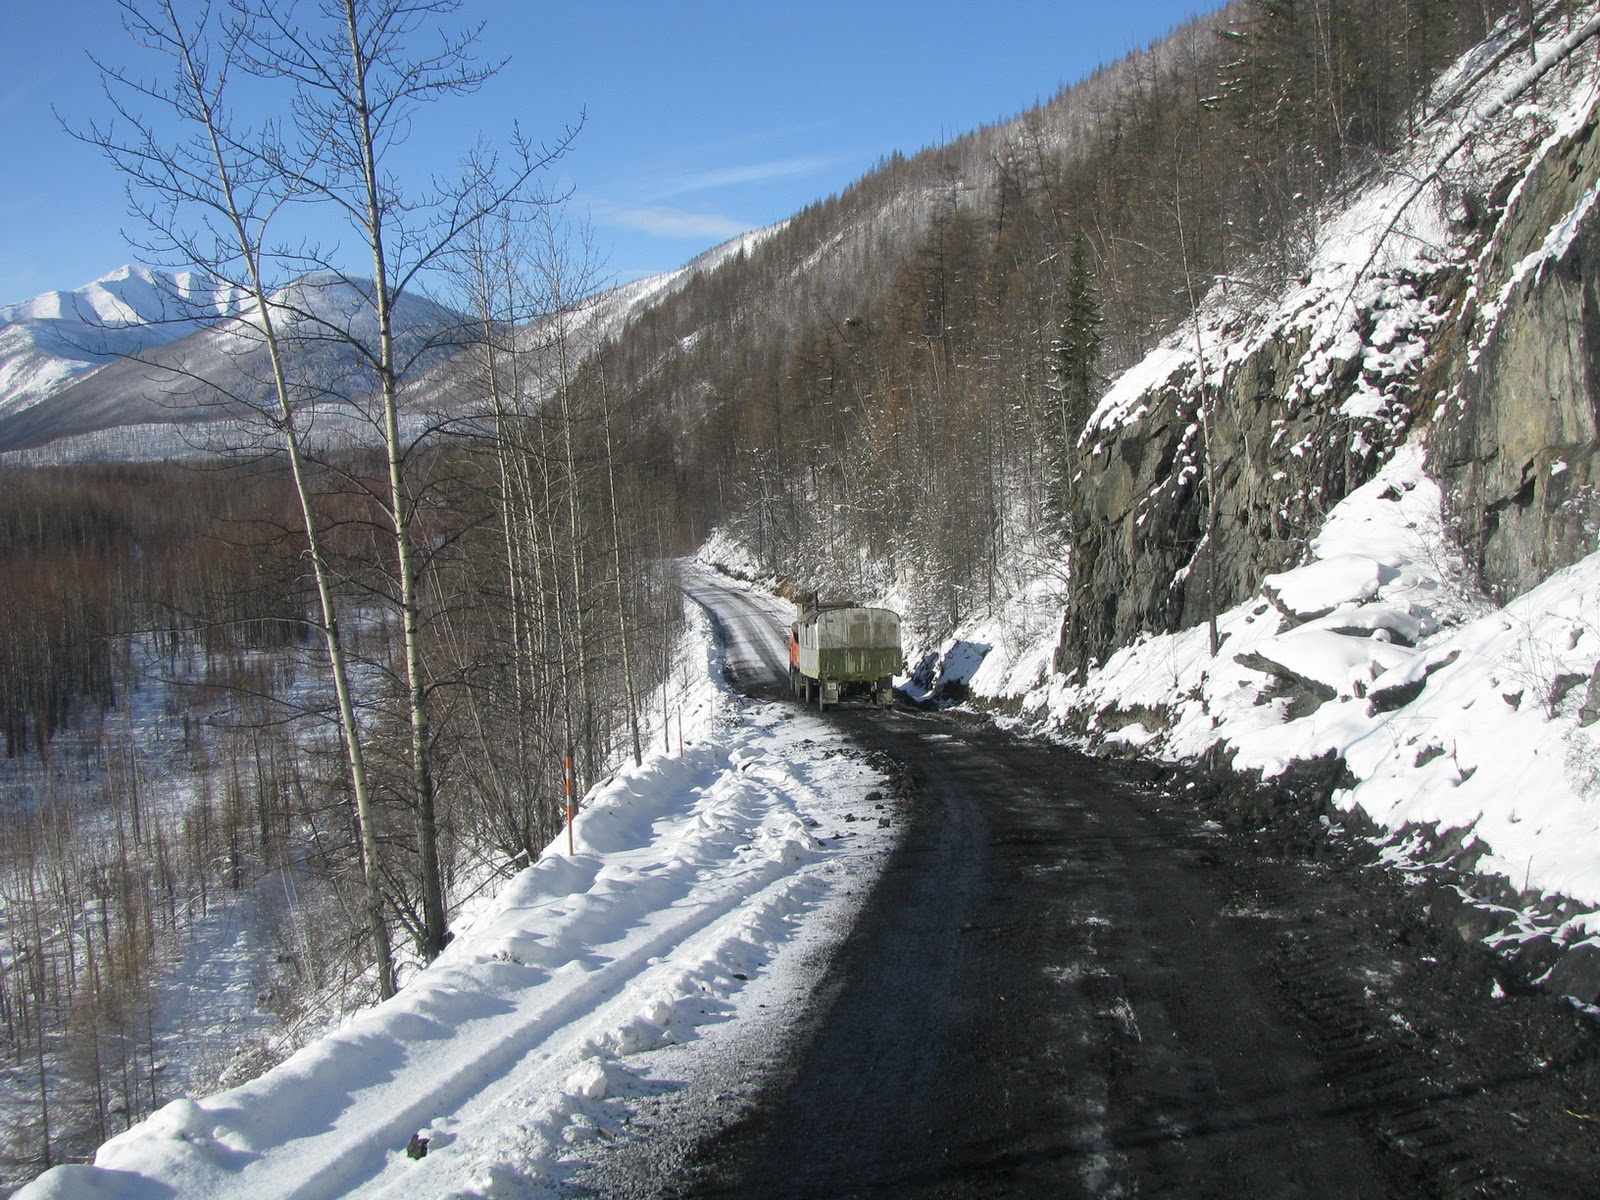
xmin=582 ymin=576 xmax=1600 ymax=1197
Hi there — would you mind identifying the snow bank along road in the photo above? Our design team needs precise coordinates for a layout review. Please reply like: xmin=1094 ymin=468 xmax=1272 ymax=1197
xmin=16 ymin=574 xmax=899 ymax=1200
xmin=599 ymin=577 xmax=1600 ymax=1198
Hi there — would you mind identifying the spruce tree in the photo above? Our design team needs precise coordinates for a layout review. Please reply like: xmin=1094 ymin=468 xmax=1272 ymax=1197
xmin=1048 ymin=228 xmax=1104 ymax=528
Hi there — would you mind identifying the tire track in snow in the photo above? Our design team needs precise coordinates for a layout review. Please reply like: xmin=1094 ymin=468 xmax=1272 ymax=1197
xmin=18 ymin=592 xmax=897 ymax=1200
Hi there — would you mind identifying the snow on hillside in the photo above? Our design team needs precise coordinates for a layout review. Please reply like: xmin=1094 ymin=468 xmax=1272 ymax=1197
xmin=561 ymin=223 xmax=787 ymax=354
xmin=16 ymin=583 xmax=897 ymax=1200
xmin=1088 ymin=16 xmax=1600 ymax=449
xmin=0 ymin=266 xmax=248 ymax=420
xmin=1026 ymin=444 xmax=1600 ymax=911
xmin=0 ymin=225 xmax=789 ymax=462
xmin=0 ymin=271 xmax=481 ymax=458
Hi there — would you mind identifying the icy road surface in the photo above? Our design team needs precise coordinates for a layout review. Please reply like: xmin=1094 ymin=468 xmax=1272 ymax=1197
xmin=16 ymin=575 xmax=898 ymax=1200
xmin=681 ymin=566 xmax=793 ymax=691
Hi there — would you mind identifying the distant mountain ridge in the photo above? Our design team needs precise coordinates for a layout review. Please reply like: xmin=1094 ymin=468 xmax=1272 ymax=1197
xmin=0 ymin=269 xmax=468 ymax=457
xmin=0 ymin=231 xmax=779 ymax=461
xmin=0 ymin=265 xmax=251 ymax=426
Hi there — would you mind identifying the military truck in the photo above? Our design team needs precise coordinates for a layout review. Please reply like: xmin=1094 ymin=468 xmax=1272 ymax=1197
xmin=788 ymin=602 xmax=901 ymax=711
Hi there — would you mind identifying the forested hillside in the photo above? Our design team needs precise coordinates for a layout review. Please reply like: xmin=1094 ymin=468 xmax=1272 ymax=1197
xmin=587 ymin=0 xmax=1520 ymax=641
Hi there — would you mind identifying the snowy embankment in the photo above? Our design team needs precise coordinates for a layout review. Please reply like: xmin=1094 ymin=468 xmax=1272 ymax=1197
xmin=18 ymin=591 xmax=895 ymax=1200
xmin=913 ymin=441 xmax=1600 ymax=985
xmin=1030 ymin=445 xmax=1600 ymax=914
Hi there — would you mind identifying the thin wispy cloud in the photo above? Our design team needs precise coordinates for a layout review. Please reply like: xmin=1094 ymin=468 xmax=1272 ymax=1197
xmin=658 ymin=155 xmax=841 ymax=198
xmin=590 ymin=153 xmax=838 ymax=246
xmin=610 ymin=205 xmax=755 ymax=240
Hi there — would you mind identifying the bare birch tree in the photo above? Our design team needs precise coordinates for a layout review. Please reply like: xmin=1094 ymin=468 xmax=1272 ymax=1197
xmin=231 ymin=0 xmax=578 ymax=960
xmin=77 ymin=0 xmax=397 ymax=996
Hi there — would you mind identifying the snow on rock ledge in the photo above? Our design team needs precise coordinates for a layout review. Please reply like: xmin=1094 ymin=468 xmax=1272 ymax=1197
xmin=1262 ymin=555 xmax=1385 ymax=621
xmin=1016 ymin=444 xmax=1600 ymax=958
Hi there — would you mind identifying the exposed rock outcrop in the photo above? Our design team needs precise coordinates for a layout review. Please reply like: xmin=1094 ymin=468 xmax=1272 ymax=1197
xmin=1062 ymin=272 xmax=1435 ymax=674
xmin=1062 ymin=58 xmax=1600 ymax=677
xmin=1431 ymin=99 xmax=1600 ymax=600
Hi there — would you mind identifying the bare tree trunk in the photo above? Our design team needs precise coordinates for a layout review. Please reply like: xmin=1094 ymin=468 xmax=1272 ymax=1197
xmin=188 ymin=6 xmax=395 ymax=995
xmin=454 ymin=210 xmax=548 ymax=857
xmin=338 ymin=0 xmax=448 ymax=960
xmin=24 ymin=862 xmax=53 ymax=1170
xmin=86 ymin=0 xmax=397 ymax=996
xmin=529 ymin=222 xmax=599 ymax=790
xmin=530 ymin=386 xmax=580 ymax=825
xmin=600 ymin=371 xmax=643 ymax=766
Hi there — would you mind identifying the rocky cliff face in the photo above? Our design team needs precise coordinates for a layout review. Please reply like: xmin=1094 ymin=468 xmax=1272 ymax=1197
xmin=1063 ymin=268 xmax=1440 ymax=674
xmin=1431 ymin=99 xmax=1600 ymax=602
xmin=1061 ymin=45 xmax=1600 ymax=676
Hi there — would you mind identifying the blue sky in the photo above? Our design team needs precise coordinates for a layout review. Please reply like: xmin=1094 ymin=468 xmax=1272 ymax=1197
xmin=0 ymin=1 xmax=1224 ymax=306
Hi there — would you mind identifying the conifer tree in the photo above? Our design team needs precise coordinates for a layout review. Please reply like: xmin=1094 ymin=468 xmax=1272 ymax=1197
xmin=1055 ymin=229 xmax=1104 ymax=441
xmin=1048 ymin=228 xmax=1104 ymax=528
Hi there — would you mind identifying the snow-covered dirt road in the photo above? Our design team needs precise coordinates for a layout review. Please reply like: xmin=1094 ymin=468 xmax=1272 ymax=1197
xmin=680 ymin=568 xmax=793 ymax=693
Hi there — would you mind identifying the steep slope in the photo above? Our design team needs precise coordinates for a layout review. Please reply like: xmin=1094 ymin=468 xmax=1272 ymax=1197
xmin=899 ymin=12 xmax=1600 ymax=1000
xmin=397 ymin=224 xmax=785 ymax=421
xmin=579 ymin=4 xmax=1236 ymax=443
xmin=583 ymin=2 xmax=1519 ymax=647
xmin=684 ymin=6 xmax=1600 ymax=996
xmin=1431 ymin=40 xmax=1600 ymax=600
xmin=1060 ymin=12 xmax=1600 ymax=673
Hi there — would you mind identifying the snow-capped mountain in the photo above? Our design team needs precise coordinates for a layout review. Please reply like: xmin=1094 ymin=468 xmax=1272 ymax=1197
xmin=0 ymin=238 xmax=776 ymax=461
xmin=0 ymin=271 xmax=467 ymax=456
xmin=0 ymin=265 xmax=250 ymax=424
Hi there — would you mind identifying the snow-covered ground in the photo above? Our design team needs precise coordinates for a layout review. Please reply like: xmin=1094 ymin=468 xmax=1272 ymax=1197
xmin=16 ymin=584 xmax=898 ymax=1199
xmin=1024 ymin=444 xmax=1600 ymax=910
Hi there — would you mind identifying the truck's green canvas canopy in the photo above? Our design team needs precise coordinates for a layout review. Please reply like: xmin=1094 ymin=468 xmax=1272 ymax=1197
xmin=796 ymin=606 xmax=900 ymax=682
